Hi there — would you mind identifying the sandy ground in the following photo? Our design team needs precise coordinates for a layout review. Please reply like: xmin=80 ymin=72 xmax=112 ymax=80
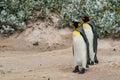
xmin=0 ymin=39 xmax=120 ymax=80
xmin=0 ymin=14 xmax=120 ymax=80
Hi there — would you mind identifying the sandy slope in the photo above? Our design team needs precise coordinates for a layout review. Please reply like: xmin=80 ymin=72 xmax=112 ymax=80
xmin=0 ymin=39 xmax=120 ymax=80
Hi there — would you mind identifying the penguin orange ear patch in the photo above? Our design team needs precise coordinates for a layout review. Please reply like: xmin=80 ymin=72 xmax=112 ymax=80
xmin=78 ymin=23 xmax=81 ymax=27
xmin=89 ymin=17 xmax=91 ymax=20
xmin=81 ymin=17 xmax=85 ymax=20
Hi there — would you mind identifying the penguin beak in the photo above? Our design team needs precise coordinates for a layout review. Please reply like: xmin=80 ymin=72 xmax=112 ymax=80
xmin=72 ymin=21 xmax=74 ymax=24
xmin=89 ymin=17 xmax=91 ymax=20
xmin=72 ymin=21 xmax=75 ymax=26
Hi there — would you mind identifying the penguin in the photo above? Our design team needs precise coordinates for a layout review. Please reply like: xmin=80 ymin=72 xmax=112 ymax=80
xmin=81 ymin=16 xmax=99 ymax=65
xmin=72 ymin=21 xmax=89 ymax=74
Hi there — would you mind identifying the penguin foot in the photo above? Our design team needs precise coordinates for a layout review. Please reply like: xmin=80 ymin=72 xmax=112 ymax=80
xmin=90 ymin=61 xmax=94 ymax=65
xmin=87 ymin=61 xmax=91 ymax=65
xmin=95 ymin=59 xmax=99 ymax=64
xmin=79 ymin=68 xmax=85 ymax=74
xmin=94 ymin=56 xmax=99 ymax=64
xmin=73 ymin=66 xmax=79 ymax=73
xmin=73 ymin=69 xmax=79 ymax=73
xmin=86 ymin=64 xmax=89 ymax=68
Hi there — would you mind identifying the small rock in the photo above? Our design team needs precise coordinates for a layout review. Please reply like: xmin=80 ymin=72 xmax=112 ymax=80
xmin=24 ymin=76 xmax=26 ymax=77
xmin=0 ymin=65 xmax=3 ymax=67
xmin=48 ymin=78 xmax=50 ymax=80
xmin=7 ymin=71 xmax=12 ymax=73
xmin=42 ymin=76 xmax=46 ymax=78
xmin=113 ymin=48 xmax=116 ymax=51
xmin=0 ymin=70 xmax=5 ymax=74
xmin=40 ymin=64 xmax=42 ymax=66
xmin=32 ymin=42 xmax=39 ymax=46
xmin=28 ymin=70 xmax=33 ymax=72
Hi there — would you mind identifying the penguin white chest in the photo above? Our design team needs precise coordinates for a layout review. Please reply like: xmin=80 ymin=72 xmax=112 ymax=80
xmin=73 ymin=30 xmax=87 ymax=66
xmin=83 ymin=23 xmax=95 ymax=62
xmin=83 ymin=23 xmax=93 ymax=49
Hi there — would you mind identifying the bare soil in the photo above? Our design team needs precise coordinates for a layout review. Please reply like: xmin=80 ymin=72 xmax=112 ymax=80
xmin=0 ymin=38 xmax=120 ymax=80
xmin=0 ymin=39 xmax=120 ymax=80
xmin=0 ymin=14 xmax=120 ymax=80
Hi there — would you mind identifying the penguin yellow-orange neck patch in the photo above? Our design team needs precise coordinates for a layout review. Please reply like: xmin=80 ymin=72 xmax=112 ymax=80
xmin=73 ymin=30 xmax=81 ymax=37
xmin=83 ymin=23 xmax=91 ymax=29
xmin=78 ymin=23 xmax=81 ymax=27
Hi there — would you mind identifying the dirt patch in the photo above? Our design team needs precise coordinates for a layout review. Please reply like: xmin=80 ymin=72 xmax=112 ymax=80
xmin=0 ymin=39 xmax=120 ymax=80
xmin=0 ymin=13 xmax=120 ymax=80
xmin=0 ymin=14 xmax=72 ymax=52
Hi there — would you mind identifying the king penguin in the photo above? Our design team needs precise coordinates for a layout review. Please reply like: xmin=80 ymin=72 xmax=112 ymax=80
xmin=72 ymin=21 xmax=89 ymax=74
xmin=81 ymin=16 xmax=99 ymax=65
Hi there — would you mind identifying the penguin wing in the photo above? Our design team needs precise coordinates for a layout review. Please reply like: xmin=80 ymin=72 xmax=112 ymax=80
xmin=88 ymin=21 xmax=98 ymax=53
xmin=76 ymin=27 xmax=90 ymax=61
xmin=72 ymin=45 xmax=74 ymax=56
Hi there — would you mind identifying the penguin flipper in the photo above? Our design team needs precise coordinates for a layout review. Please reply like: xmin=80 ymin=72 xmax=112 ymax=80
xmin=72 ymin=45 xmax=74 ymax=56
xmin=76 ymin=27 xmax=90 ymax=64
xmin=88 ymin=21 xmax=98 ymax=53
xmin=88 ymin=21 xmax=98 ymax=63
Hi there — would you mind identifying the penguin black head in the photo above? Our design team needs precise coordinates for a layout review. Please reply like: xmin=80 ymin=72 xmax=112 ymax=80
xmin=81 ymin=16 xmax=90 ymax=22
xmin=72 ymin=21 xmax=81 ymax=29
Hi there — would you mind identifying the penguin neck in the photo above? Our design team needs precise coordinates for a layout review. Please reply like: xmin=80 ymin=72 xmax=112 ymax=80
xmin=83 ymin=23 xmax=91 ymax=29
xmin=75 ymin=26 xmax=80 ymax=29
xmin=73 ymin=29 xmax=80 ymax=37
xmin=83 ymin=22 xmax=88 ymax=24
xmin=83 ymin=21 xmax=89 ymax=23
xmin=74 ymin=28 xmax=78 ymax=31
xmin=74 ymin=28 xmax=77 ymax=31
xmin=74 ymin=26 xmax=79 ymax=30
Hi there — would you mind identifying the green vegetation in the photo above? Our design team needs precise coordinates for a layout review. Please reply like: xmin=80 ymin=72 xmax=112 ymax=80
xmin=0 ymin=0 xmax=35 ymax=36
xmin=0 ymin=0 xmax=120 ymax=38
xmin=34 ymin=0 xmax=67 ymax=19
xmin=59 ymin=0 xmax=120 ymax=38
